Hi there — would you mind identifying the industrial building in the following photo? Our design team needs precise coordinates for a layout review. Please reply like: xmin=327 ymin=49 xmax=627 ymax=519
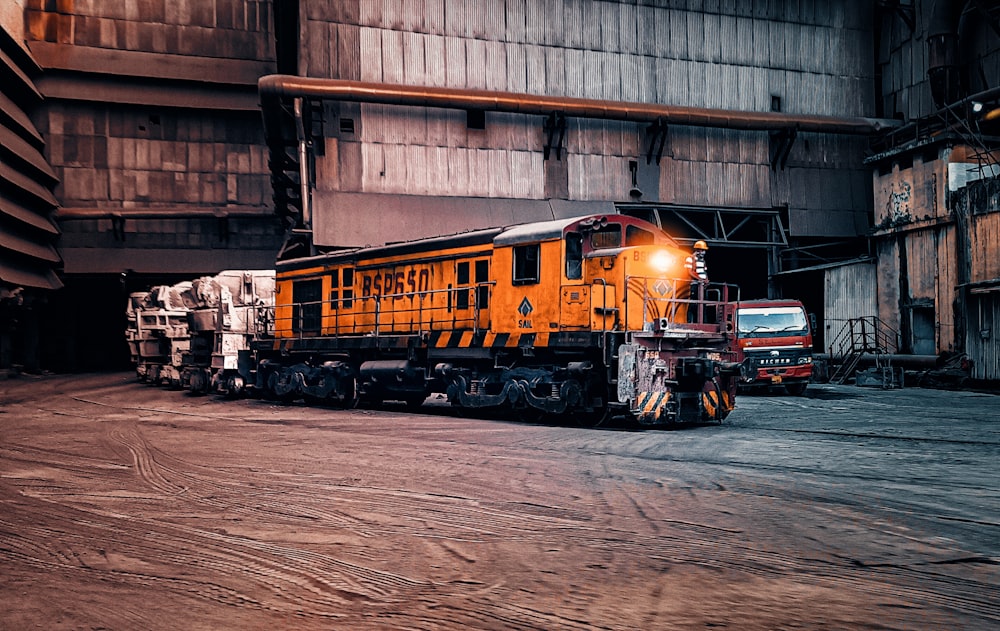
xmin=1 ymin=1 xmax=998 ymax=378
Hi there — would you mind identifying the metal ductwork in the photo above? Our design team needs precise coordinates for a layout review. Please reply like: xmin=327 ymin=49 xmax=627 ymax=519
xmin=928 ymin=0 xmax=972 ymax=109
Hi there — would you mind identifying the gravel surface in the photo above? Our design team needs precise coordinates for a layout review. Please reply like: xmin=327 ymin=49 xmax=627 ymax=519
xmin=1 ymin=373 xmax=997 ymax=630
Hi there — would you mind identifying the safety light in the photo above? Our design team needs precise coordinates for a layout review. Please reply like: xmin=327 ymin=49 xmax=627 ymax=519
xmin=650 ymin=250 xmax=674 ymax=273
xmin=972 ymin=101 xmax=984 ymax=113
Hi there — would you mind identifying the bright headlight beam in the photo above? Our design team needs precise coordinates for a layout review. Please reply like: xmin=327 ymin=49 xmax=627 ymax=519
xmin=650 ymin=250 xmax=673 ymax=273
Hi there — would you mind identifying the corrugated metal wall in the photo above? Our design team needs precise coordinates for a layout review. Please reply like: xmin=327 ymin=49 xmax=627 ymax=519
xmin=959 ymin=178 xmax=1000 ymax=380
xmin=824 ymin=261 xmax=879 ymax=351
xmin=968 ymin=293 xmax=1000 ymax=380
xmin=307 ymin=0 xmax=876 ymax=241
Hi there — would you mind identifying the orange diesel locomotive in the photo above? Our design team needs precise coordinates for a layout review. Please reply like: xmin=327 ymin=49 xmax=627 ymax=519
xmin=251 ymin=214 xmax=741 ymax=425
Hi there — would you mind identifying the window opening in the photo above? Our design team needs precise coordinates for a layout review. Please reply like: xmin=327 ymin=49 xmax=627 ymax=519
xmin=456 ymin=261 xmax=470 ymax=309
xmin=566 ymin=232 xmax=583 ymax=279
xmin=590 ymin=224 xmax=622 ymax=249
xmin=475 ymin=259 xmax=490 ymax=308
xmin=625 ymin=225 xmax=654 ymax=246
xmin=513 ymin=244 xmax=540 ymax=285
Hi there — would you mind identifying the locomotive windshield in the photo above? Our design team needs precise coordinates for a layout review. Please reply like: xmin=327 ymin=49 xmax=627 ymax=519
xmin=587 ymin=223 xmax=655 ymax=249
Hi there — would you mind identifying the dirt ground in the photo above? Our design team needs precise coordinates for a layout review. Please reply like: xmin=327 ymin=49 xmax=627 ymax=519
xmin=1 ymin=373 xmax=997 ymax=630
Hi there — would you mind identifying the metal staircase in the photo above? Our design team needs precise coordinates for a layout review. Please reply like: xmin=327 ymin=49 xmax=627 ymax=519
xmin=827 ymin=317 xmax=900 ymax=384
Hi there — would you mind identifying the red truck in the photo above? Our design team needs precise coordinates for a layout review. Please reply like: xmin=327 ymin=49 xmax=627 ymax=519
xmin=733 ymin=299 xmax=814 ymax=395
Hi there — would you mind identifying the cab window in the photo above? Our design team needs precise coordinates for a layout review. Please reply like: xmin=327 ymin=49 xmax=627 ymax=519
xmin=513 ymin=244 xmax=540 ymax=285
xmin=590 ymin=224 xmax=621 ymax=249
xmin=565 ymin=232 xmax=583 ymax=280
xmin=330 ymin=268 xmax=353 ymax=310
xmin=625 ymin=225 xmax=654 ymax=246
xmin=456 ymin=261 xmax=470 ymax=309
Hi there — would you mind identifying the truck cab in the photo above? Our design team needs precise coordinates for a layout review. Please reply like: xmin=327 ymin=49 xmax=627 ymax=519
xmin=734 ymin=299 xmax=813 ymax=395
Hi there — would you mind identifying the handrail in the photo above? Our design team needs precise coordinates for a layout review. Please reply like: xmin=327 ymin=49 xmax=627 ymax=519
xmin=828 ymin=316 xmax=899 ymax=359
xmin=267 ymin=283 xmax=488 ymax=341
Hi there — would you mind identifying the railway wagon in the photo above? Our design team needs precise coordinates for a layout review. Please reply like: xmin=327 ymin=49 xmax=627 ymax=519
xmin=180 ymin=270 xmax=276 ymax=396
xmin=126 ymin=282 xmax=194 ymax=386
xmin=253 ymin=213 xmax=741 ymax=425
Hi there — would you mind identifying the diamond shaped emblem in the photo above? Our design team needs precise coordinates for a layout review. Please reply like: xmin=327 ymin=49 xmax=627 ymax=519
xmin=653 ymin=280 xmax=670 ymax=296
xmin=518 ymin=297 xmax=533 ymax=317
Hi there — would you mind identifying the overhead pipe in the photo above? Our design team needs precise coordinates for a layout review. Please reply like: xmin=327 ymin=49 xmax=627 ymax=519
xmin=259 ymin=75 xmax=900 ymax=136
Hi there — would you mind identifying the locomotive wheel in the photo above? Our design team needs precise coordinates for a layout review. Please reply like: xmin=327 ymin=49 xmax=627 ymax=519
xmin=340 ymin=377 xmax=360 ymax=409
xmin=574 ymin=405 xmax=610 ymax=428
xmin=573 ymin=383 xmax=610 ymax=428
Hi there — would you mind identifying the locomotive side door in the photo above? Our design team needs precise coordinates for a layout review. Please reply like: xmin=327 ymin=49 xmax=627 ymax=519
xmin=453 ymin=257 xmax=491 ymax=331
xmin=474 ymin=258 xmax=490 ymax=330
xmin=560 ymin=231 xmax=590 ymax=330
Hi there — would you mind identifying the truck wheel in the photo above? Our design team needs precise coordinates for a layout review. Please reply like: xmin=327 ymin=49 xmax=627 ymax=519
xmin=785 ymin=383 xmax=807 ymax=396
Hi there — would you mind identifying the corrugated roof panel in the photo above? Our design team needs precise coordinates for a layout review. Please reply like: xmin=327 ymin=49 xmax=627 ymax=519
xmin=424 ymin=33 xmax=446 ymax=87
xmin=637 ymin=5 xmax=657 ymax=57
xmin=402 ymin=31 xmax=426 ymax=85
xmin=359 ymin=26 xmax=382 ymax=81
xmin=564 ymin=0 xmax=593 ymax=49
xmin=524 ymin=44 xmax=546 ymax=94
xmin=619 ymin=3 xmax=638 ymax=54
xmin=380 ymin=28 xmax=405 ymax=83
xmin=465 ymin=37 xmax=487 ymax=90
xmin=506 ymin=0 xmax=526 ymax=43
xmin=581 ymin=1 xmax=601 ymax=49
xmin=485 ymin=40 xmax=507 ymax=91
xmin=424 ymin=0 xmax=445 ymax=34
xmin=705 ymin=13 xmax=723 ymax=65
xmin=543 ymin=45 xmax=565 ymax=95
xmin=444 ymin=35 xmax=466 ymax=87
xmin=506 ymin=41 xmax=526 ymax=93
xmin=484 ymin=0 xmax=505 ymax=42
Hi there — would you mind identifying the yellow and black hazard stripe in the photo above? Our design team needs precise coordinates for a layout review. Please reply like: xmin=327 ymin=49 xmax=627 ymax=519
xmin=429 ymin=330 xmax=585 ymax=349
xmin=428 ymin=330 xmax=477 ymax=348
xmin=719 ymin=389 xmax=733 ymax=415
xmin=701 ymin=388 xmax=720 ymax=419
xmin=636 ymin=391 xmax=670 ymax=419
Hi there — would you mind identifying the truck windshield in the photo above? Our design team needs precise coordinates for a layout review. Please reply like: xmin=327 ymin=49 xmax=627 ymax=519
xmin=737 ymin=306 xmax=808 ymax=336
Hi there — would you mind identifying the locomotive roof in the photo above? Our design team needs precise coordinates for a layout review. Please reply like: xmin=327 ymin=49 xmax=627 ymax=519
xmin=493 ymin=214 xmax=670 ymax=246
xmin=276 ymin=214 xmax=673 ymax=271
xmin=493 ymin=216 xmax=583 ymax=246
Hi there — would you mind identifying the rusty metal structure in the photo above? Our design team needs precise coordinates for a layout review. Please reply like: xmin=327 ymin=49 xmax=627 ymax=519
xmin=860 ymin=0 xmax=1000 ymax=372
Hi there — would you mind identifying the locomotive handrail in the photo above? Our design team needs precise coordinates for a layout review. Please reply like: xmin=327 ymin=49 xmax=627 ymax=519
xmin=271 ymin=283 xmax=488 ymax=341
xmin=624 ymin=275 xmax=736 ymax=332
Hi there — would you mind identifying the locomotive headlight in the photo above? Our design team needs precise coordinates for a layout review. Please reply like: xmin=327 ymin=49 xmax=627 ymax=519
xmin=650 ymin=250 xmax=674 ymax=273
